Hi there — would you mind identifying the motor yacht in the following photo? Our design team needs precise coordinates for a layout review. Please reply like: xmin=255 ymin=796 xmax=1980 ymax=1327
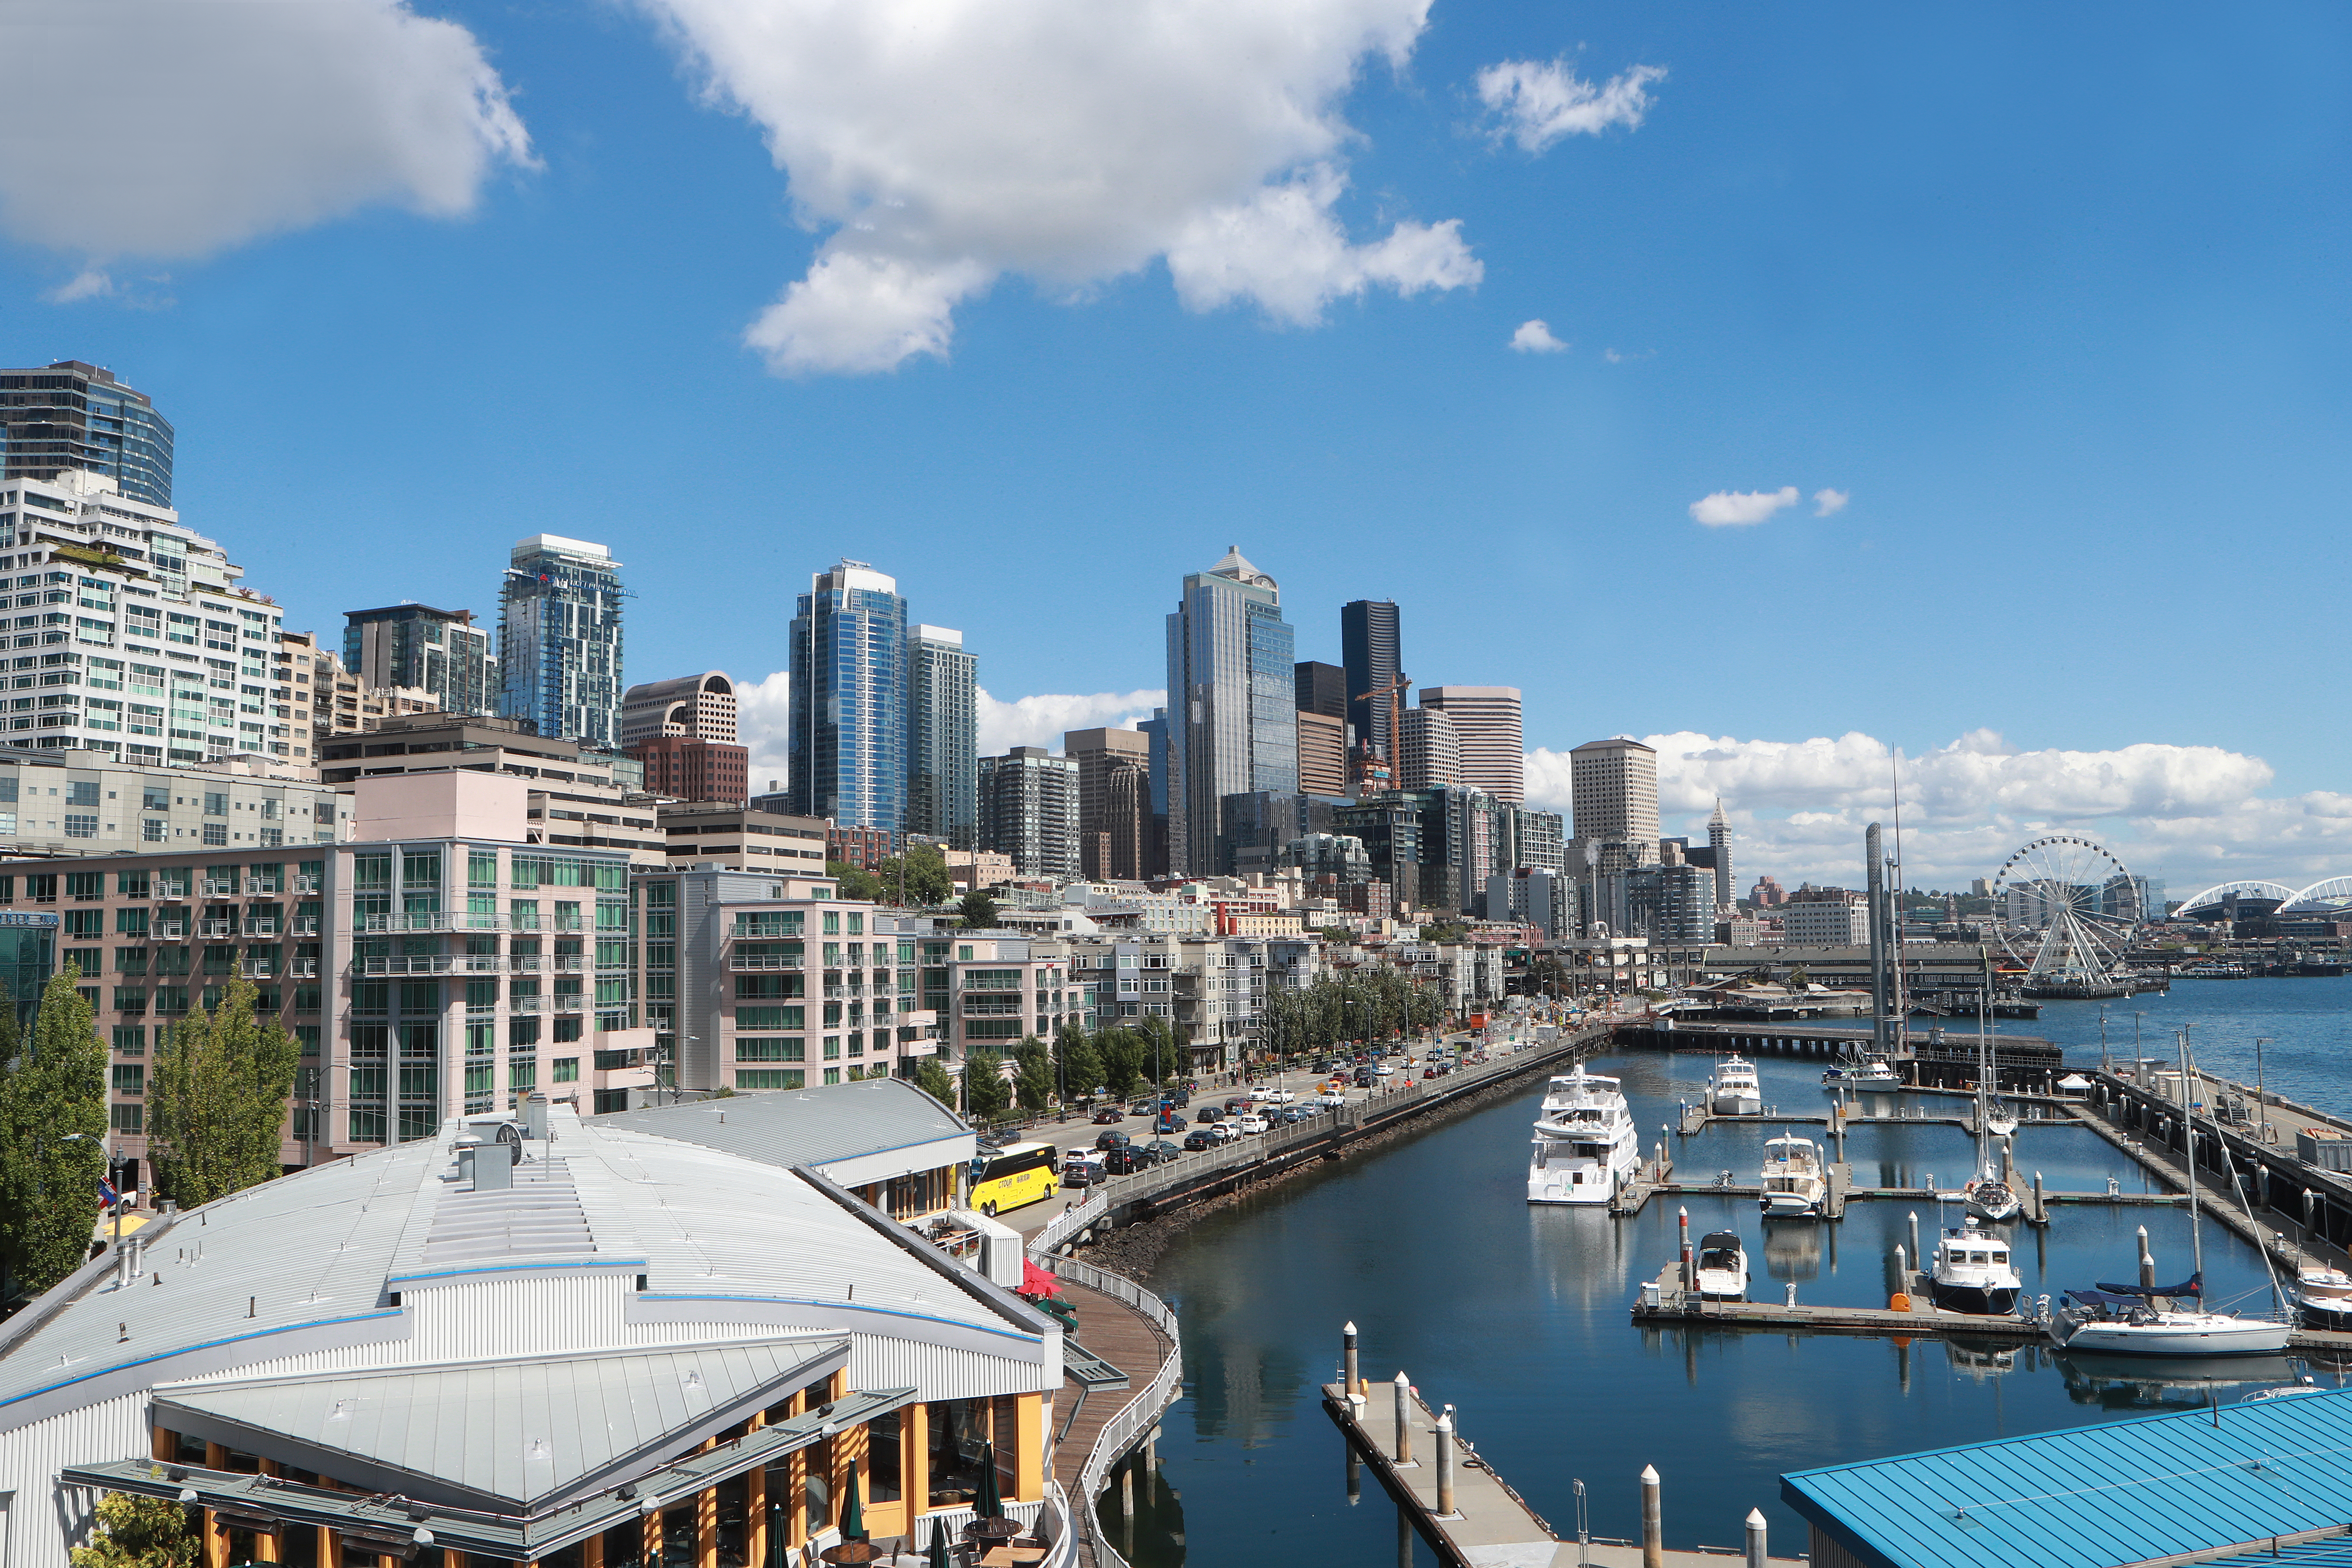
xmin=1759 ymin=1135 xmax=1828 ymax=1218
xmin=2292 ymin=1266 xmax=2352 ymax=1326
xmin=1822 ymin=1056 xmax=1900 ymax=1088
xmin=1707 ymin=1055 xmax=1763 ymax=1116
xmin=1693 ymin=1230 xmax=1749 ymax=1300
xmin=1526 ymin=1065 xmax=1640 ymax=1205
xmin=1928 ymin=1221 xmax=2022 ymax=1315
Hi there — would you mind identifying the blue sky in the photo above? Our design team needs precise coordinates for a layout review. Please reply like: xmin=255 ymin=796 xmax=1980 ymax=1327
xmin=4 ymin=0 xmax=2349 ymax=891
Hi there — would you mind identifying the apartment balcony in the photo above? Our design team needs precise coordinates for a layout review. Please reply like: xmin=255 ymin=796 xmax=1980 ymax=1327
xmin=461 ymin=956 xmax=507 ymax=973
xmin=155 ymin=888 xmax=189 ymax=902
xmin=730 ymin=953 xmax=800 ymax=970
xmin=509 ymin=996 xmax=544 ymax=1012
xmin=153 ymin=921 xmax=187 ymax=940
xmin=200 ymin=880 xmax=236 ymax=896
xmin=199 ymin=920 xmax=234 ymax=938
xmin=289 ymin=920 xmax=320 ymax=937
xmin=243 ymin=880 xmax=283 ymax=896
xmin=360 ymin=956 xmax=455 ymax=976
xmin=727 ymin=923 xmax=803 ymax=942
xmin=241 ymin=918 xmax=278 ymax=937
xmin=962 ymin=999 xmax=1025 ymax=1017
xmin=510 ymin=956 xmax=543 ymax=973
xmin=289 ymin=960 xmax=319 ymax=979
xmin=292 ymin=876 xmax=320 ymax=894
xmin=550 ymin=955 xmax=585 ymax=972
xmin=553 ymin=996 xmax=585 ymax=1014
xmin=239 ymin=960 xmax=274 ymax=980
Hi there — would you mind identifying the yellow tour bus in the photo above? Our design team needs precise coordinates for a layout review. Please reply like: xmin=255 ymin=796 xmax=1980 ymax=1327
xmin=967 ymin=1141 xmax=1058 ymax=1217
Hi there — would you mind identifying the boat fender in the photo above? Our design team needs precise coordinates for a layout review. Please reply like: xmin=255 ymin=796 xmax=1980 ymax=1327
xmin=1889 ymin=1292 xmax=1911 ymax=1312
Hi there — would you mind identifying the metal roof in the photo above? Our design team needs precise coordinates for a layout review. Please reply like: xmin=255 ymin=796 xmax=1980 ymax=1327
xmin=592 ymin=1077 xmax=970 ymax=1173
xmin=154 ymin=1339 xmax=845 ymax=1512
xmin=1783 ymin=1387 xmax=2352 ymax=1568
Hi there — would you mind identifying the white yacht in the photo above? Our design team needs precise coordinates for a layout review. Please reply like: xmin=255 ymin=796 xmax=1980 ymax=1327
xmin=1759 ymin=1135 xmax=1828 ymax=1218
xmin=2291 ymin=1266 xmax=2352 ymax=1326
xmin=1694 ymin=1230 xmax=1749 ymax=1300
xmin=1822 ymin=1056 xmax=1900 ymax=1088
xmin=1962 ymin=993 xmax=2020 ymax=1223
xmin=1526 ymin=1066 xmax=1640 ymax=1205
xmin=1928 ymin=1221 xmax=2023 ymax=1315
xmin=1984 ymin=1097 xmax=2019 ymax=1139
xmin=1708 ymin=1055 xmax=1763 ymax=1116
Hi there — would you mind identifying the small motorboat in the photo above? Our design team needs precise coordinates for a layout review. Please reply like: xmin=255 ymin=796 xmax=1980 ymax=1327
xmin=1823 ymin=1055 xmax=1900 ymax=1088
xmin=1759 ymin=1135 xmax=1827 ymax=1218
xmin=1694 ymin=1230 xmax=1749 ymax=1301
xmin=1928 ymin=1220 xmax=2022 ymax=1315
xmin=1708 ymin=1055 xmax=1763 ymax=1116
xmin=2293 ymin=1266 xmax=2352 ymax=1326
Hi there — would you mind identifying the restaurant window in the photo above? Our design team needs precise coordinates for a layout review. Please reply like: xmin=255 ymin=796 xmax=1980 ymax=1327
xmin=868 ymin=1408 xmax=902 ymax=1503
xmin=803 ymin=1436 xmax=832 ymax=1536
xmin=926 ymin=1400 xmax=989 ymax=1508
xmin=714 ymin=1474 xmax=748 ymax=1568
xmin=661 ymin=1503 xmax=695 ymax=1568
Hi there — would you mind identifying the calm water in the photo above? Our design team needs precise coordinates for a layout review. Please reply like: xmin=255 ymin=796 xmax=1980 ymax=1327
xmin=1118 ymin=980 xmax=2352 ymax=1567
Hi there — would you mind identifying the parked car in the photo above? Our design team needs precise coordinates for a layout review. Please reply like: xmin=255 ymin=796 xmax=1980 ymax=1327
xmin=1102 ymin=1145 xmax=1143 ymax=1176
xmin=1207 ymin=1123 xmax=1240 ymax=1144
xmin=1237 ymin=1114 xmax=1270 ymax=1135
xmin=1142 ymin=1139 xmax=1183 ymax=1165
xmin=1094 ymin=1130 xmax=1132 ymax=1152
xmin=1182 ymin=1130 xmax=1214 ymax=1152
xmin=1090 ymin=1107 xmax=1123 ymax=1125
xmin=1195 ymin=1105 xmax=1224 ymax=1124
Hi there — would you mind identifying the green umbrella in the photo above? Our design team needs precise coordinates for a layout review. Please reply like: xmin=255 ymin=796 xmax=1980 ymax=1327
xmin=839 ymin=1466 xmax=865 ymax=1542
xmin=975 ymin=1440 xmax=1004 ymax=1519
xmin=926 ymin=1516 xmax=952 ymax=1568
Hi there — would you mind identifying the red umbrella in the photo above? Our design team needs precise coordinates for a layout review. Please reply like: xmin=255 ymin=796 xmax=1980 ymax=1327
xmin=1020 ymin=1260 xmax=1064 ymax=1298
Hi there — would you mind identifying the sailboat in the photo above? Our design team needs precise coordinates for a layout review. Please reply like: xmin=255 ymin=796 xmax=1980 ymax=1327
xmin=1963 ymin=975 xmax=2021 ymax=1223
xmin=2044 ymin=1032 xmax=2291 ymax=1358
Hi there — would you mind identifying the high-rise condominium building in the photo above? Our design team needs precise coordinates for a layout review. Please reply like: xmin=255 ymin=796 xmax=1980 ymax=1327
xmin=1294 ymin=660 xmax=1347 ymax=720
xmin=0 ymin=361 xmax=174 ymax=506
xmin=1064 ymin=726 xmax=1150 ymax=880
xmin=788 ymin=560 xmax=907 ymax=832
xmin=1396 ymin=705 xmax=1460 ymax=790
xmin=1167 ymin=547 xmax=1296 ymax=875
xmin=621 ymin=671 xmax=737 ymax=747
xmin=1419 ymin=686 xmax=1523 ymax=803
xmin=0 ymin=468 xmax=281 ymax=762
xmin=906 ymin=625 xmax=977 ymax=848
xmin=978 ymin=746 xmax=1078 ymax=879
xmin=1296 ymin=710 xmax=1345 ymax=796
xmin=1342 ymin=599 xmax=1404 ymax=762
xmin=345 ymin=604 xmax=496 ymax=717
xmin=1569 ymin=736 xmax=1659 ymax=844
xmin=499 ymin=535 xmax=624 ymax=747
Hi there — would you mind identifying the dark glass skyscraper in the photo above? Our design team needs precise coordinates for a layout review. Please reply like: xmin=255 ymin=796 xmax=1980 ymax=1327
xmin=499 ymin=535 xmax=625 ymax=746
xmin=1166 ymin=546 xmax=1296 ymax=875
xmin=789 ymin=560 xmax=908 ymax=832
xmin=0 ymin=360 xmax=174 ymax=506
xmin=1342 ymin=599 xmax=1403 ymax=759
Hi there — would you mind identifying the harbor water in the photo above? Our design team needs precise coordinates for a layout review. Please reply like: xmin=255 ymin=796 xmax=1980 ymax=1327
xmin=1115 ymin=982 xmax=2352 ymax=1567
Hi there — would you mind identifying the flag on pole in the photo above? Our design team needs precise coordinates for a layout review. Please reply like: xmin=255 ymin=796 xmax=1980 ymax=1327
xmin=99 ymin=1179 xmax=120 ymax=1209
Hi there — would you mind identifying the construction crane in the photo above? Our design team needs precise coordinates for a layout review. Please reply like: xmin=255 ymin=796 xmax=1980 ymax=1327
xmin=1353 ymin=674 xmax=1411 ymax=782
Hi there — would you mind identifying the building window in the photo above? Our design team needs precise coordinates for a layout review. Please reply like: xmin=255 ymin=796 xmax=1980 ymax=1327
xmin=201 ymin=822 xmax=226 ymax=845
xmin=111 ymin=1103 xmax=144 ymax=1134
xmin=552 ymin=1057 xmax=579 ymax=1083
xmin=736 ymin=1068 xmax=806 ymax=1090
xmin=64 ymin=813 xmax=96 ymax=838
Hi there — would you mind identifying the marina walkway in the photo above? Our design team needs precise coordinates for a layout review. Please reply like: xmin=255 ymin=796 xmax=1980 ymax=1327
xmin=1048 ymin=1278 xmax=1171 ymax=1489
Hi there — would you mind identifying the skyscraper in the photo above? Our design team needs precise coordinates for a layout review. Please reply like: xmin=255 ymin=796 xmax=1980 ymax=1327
xmin=907 ymin=625 xmax=977 ymax=848
xmin=788 ymin=560 xmax=908 ymax=832
xmin=1138 ymin=707 xmax=1171 ymax=877
xmin=1708 ymin=799 xmax=1733 ymax=911
xmin=1569 ymin=737 xmax=1660 ymax=844
xmin=1419 ymin=686 xmax=1524 ymax=803
xmin=978 ymin=747 xmax=1078 ymax=878
xmin=621 ymin=672 xmax=739 ymax=746
xmin=1 ymin=360 xmax=174 ymax=506
xmin=1341 ymin=599 xmax=1403 ymax=759
xmin=1065 ymin=727 xmax=1151 ymax=879
xmin=1396 ymin=706 xmax=1461 ymax=790
xmin=499 ymin=535 xmax=625 ymax=746
xmin=1167 ymin=547 xmax=1297 ymax=875
xmin=345 ymin=604 xmax=498 ymax=717
xmin=1294 ymin=661 xmax=1347 ymax=719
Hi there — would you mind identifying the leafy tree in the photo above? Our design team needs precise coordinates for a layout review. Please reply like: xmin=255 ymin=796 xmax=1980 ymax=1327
xmin=871 ymin=846 xmax=955 ymax=906
xmin=828 ymin=861 xmax=882 ymax=901
xmin=957 ymin=890 xmax=999 ymax=930
xmin=1420 ymin=919 xmax=1471 ymax=943
xmin=1011 ymin=1036 xmax=1056 ymax=1112
xmin=1052 ymin=1023 xmax=1102 ymax=1102
xmin=147 ymin=978 xmax=301 ymax=1210
xmin=70 ymin=1492 xmax=197 ymax=1568
xmin=0 ymin=966 xmax=108 ymax=1299
xmin=1135 ymin=1014 xmax=1177 ymax=1086
xmin=912 ymin=1055 xmax=957 ymax=1108
xmin=963 ymin=1049 xmax=1012 ymax=1122
xmin=1097 ymin=1028 xmax=1145 ymax=1099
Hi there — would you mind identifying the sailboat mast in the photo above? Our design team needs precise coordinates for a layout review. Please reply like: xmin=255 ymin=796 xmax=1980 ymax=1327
xmin=1977 ymin=953 xmax=1992 ymax=1175
xmin=2177 ymin=1027 xmax=2204 ymax=1282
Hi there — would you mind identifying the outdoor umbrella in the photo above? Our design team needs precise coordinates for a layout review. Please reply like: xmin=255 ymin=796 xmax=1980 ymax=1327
xmin=1018 ymin=1259 xmax=1063 ymax=1298
xmin=838 ymin=1468 xmax=864 ymax=1542
xmin=975 ymin=1442 xmax=1004 ymax=1519
xmin=926 ymin=1517 xmax=952 ymax=1568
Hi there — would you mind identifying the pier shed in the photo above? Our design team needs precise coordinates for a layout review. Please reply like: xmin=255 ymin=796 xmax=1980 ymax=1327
xmin=1782 ymin=1387 xmax=2352 ymax=1568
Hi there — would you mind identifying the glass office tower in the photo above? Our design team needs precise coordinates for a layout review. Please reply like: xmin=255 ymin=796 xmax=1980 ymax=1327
xmin=499 ymin=535 xmax=625 ymax=746
xmin=789 ymin=561 xmax=908 ymax=833
xmin=0 ymin=360 xmax=174 ymax=506
xmin=1165 ymin=546 xmax=1296 ymax=875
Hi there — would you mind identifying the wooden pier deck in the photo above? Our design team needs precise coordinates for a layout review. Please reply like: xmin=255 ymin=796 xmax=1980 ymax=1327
xmin=1050 ymin=1278 xmax=1171 ymax=1489
xmin=1322 ymin=1379 xmax=1805 ymax=1567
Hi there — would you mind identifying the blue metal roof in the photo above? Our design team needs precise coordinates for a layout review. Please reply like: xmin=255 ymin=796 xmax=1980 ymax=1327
xmin=1782 ymin=1387 xmax=2352 ymax=1568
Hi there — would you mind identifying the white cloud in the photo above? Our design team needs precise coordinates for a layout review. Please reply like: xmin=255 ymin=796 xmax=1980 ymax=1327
xmin=1510 ymin=319 xmax=1568 ymax=353
xmin=0 ymin=0 xmax=533 ymax=262
xmin=1689 ymin=487 xmax=1798 ymax=527
xmin=1475 ymin=59 xmax=1665 ymax=153
xmin=731 ymin=674 xmax=1164 ymax=791
xmin=45 ymin=267 xmax=115 ymax=304
xmin=1813 ymin=487 xmax=1850 ymax=516
xmin=1525 ymin=728 xmax=2339 ymax=892
xmin=644 ymin=0 xmax=1487 ymax=374
xmin=978 ymin=688 xmax=1165 ymax=756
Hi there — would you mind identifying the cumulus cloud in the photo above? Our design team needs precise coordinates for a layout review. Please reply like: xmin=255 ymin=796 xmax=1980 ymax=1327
xmin=1689 ymin=487 xmax=1798 ymax=527
xmin=1525 ymin=728 xmax=2337 ymax=892
xmin=735 ymin=670 xmax=793 ymax=787
xmin=0 ymin=0 xmax=533 ymax=262
xmin=1813 ymin=487 xmax=1850 ymax=516
xmin=979 ymin=688 xmax=1164 ymax=756
xmin=644 ymin=0 xmax=1489 ymax=374
xmin=1510 ymin=319 xmax=1568 ymax=353
xmin=1476 ymin=59 xmax=1665 ymax=153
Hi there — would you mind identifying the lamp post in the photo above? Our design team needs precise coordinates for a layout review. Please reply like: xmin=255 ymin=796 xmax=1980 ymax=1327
xmin=2254 ymin=1037 xmax=2271 ymax=1143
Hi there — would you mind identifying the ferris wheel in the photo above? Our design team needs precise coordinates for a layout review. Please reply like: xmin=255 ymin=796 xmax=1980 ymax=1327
xmin=1989 ymin=835 xmax=2145 ymax=989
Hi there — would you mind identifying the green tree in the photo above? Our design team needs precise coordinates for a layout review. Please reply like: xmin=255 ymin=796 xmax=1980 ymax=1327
xmin=957 ymin=890 xmax=999 ymax=929
xmin=963 ymin=1049 xmax=1012 ymax=1122
xmin=872 ymin=846 xmax=955 ymax=906
xmin=1053 ymin=1023 xmax=1102 ymax=1103
xmin=828 ymin=861 xmax=882 ymax=901
xmin=1135 ymin=1014 xmax=1177 ymax=1086
xmin=1011 ymin=1036 xmax=1056 ymax=1112
xmin=1098 ymin=1028 xmax=1145 ymax=1098
xmin=912 ymin=1055 xmax=957 ymax=1108
xmin=70 ymin=1492 xmax=197 ymax=1568
xmin=1421 ymin=919 xmax=1470 ymax=943
xmin=0 ymin=966 xmax=108 ymax=1300
xmin=147 ymin=977 xmax=301 ymax=1210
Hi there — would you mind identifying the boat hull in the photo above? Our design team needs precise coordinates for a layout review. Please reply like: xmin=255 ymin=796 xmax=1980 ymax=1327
xmin=2049 ymin=1317 xmax=2293 ymax=1357
xmin=1694 ymin=1268 xmax=1747 ymax=1301
xmin=1929 ymin=1281 xmax=2020 ymax=1316
xmin=1710 ymin=1091 xmax=1762 ymax=1116
xmin=1761 ymin=1193 xmax=1823 ymax=1218
xmin=1527 ymin=1146 xmax=1637 ymax=1205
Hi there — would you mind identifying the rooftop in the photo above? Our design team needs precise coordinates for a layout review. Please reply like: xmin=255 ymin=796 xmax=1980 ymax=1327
xmin=593 ymin=1078 xmax=969 ymax=1174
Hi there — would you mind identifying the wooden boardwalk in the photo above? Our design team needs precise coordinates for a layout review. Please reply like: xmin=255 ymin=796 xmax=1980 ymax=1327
xmin=1323 ymin=1378 xmax=1804 ymax=1567
xmin=1049 ymin=1279 xmax=1171 ymax=1489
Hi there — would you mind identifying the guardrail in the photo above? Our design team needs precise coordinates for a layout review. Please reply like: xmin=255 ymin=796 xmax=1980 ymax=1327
xmin=1034 ymin=1254 xmax=1184 ymax=1568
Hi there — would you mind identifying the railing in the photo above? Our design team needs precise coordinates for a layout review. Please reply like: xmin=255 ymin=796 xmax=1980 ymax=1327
xmin=361 ymin=956 xmax=455 ymax=976
xmin=461 ymin=956 xmax=507 ymax=973
xmin=1036 ymin=1256 xmax=1183 ymax=1568
xmin=200 ymin=880 xmax=235 ymax=896
xmin=291 ymin=877 xmax=319 ymax=894
xmin=241 ymin=919 xmax=278 ymax=937
xmin=731 ymin=954 xmax=799 ymax=970
xmin=153 ymin=922 xmax=186 ymax=940
xmin=198 ymin=921 xmax=233 ymax=938
xmin=155 ymin=886 xmax=188 ymax=901
xmin=289 ymin=920 xmax=319 ymax=937
xmin=554 ymin=996 xmax=585 ymax=1012
xmin=552 ymin=955 xmax=585 ymax=972
xmin=289 ymin=960 xmax=318 ymax=979
xmin=243 ymin=880 xmax=281 ymax=895
xmin=239 ymin=961 xmax=273 ymax=979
